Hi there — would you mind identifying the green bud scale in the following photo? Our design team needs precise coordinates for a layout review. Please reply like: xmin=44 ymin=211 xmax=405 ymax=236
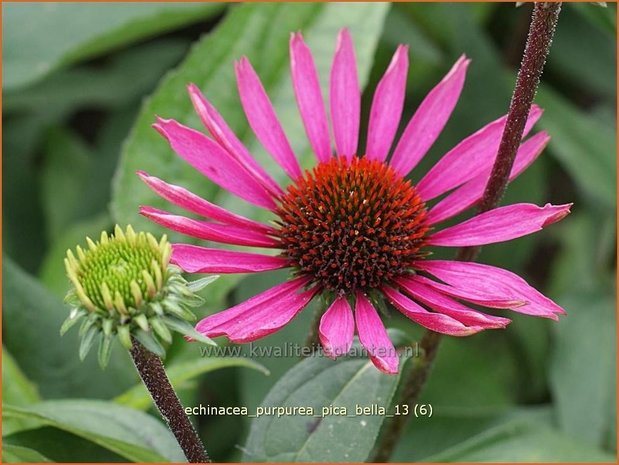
xmin=63 ymin=225 xmax=217 ymax=368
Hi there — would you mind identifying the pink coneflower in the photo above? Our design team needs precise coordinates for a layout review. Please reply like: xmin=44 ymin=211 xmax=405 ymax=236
xmin=139 ymin=29 xmax=570 ymax=374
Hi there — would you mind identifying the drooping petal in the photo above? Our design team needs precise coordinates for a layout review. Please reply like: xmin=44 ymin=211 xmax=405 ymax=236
xmin=365 ymin=45 xmax=409 ymax=162
xmin=319 ymin=296 xmax=354 ymax=359
xmin=197 ymin=277 xmax=309 ymax=330
xmin=187 ymin=84 xmax=283 ymax=196
xmin=137 ymin=171 xmax=273 ymax=234
xmin=171 ymin=244 xmax=288 ymax=273
xmin=290 ymin=33 xmax=331 ymax=163
xmin=427 ymin=203 xmax=572 ymax=247
xmin=416 ymin=105 xmax=543 ymax=201
xmin=382 ymin=286 xmax=485 ymax=336
xmin=354 ymin=292 xmax=399 ymax=374
xmin=427 ymin=131 xmax=550 ymax=224
xmin=222 ymin=286 xmax=317 ymax=343
xmin=330 ymin=28 xmax=360 ymax=161
xmin=390 ymin=55 xmax=470 ymax=176
xmin=395 ymin=277 xmax=511 ymax=328
xmin=412 ymin=275 xmax=525 ymax=309
xmin=196 ymin=277 xmax=317 ymax=343
xmin=413 ymin=260 xmax=566 ymax=319
xmin=235 ymin=57 xmax=302 ymax=179
xmin=140 ymin=207 xmax=279 ymax=248
xmin=153 ymin=118 xmax=276 ymax=210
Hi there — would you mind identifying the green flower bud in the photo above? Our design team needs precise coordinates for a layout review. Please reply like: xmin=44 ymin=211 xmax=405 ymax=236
xmin=63 ymin=225 xmax=217 ymax=368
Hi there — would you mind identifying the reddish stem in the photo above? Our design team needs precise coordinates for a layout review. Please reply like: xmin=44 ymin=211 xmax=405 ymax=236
xmin=130 ymin=340 xmax=210 ymax=463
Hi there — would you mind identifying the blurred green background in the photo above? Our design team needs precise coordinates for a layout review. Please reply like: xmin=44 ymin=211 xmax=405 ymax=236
xmin=2 ymin=2 xmax=617 ymax=463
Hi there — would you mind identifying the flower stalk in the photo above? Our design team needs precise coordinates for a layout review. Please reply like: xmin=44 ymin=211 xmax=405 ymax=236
xmin=372 ymin=3 xmax=562 ymax=461
xmin=303 ymin=306 xmax=323 ymax=354
xmin=130 ymin=340 xmax=210 ymax=463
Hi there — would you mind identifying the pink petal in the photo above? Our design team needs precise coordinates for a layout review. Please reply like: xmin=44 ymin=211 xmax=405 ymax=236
xmin=427 ymin=131 xmax=550 ymax=224
xmin=224 ymin=286 xmax=317 ymax=343
xmin=235 ymin=57 xmax=302 ymax=179
xmin=187 ymin=84 xmax=283 ymax=196
xmin=319 ymin=296 xmax=354 ymax=359
xmin=390 ymin=55 xmax=470 ymax=176
xmin=137 ymin=171 xmax=273 ymax=234
xmin=416 ymin=105 xmax=543 ymax=201
xmin=412 ymin=275 xmax=525 ymax=309
xmin=196 ymin=277 xmax=316 ymax=343
xmin=365 ymin=45 xmax=409 ymax=162
xmin=413 ymin=260 xmax=566 ymax=319
xmin=330 ymin=28 xmax=360 ymax=161
xmin=171 ymin=244 xmax=288 ymax=273
xmin=140 ymin=206 xmax=279 ymax=248
xmin=290 ymin=33 xmax=331 ymax=163
xmin=382 ymin=286 xmax=486 ymax=336
xmin=395 ymin=277 xmax=511 ymax=328
xmin=354 ymin=292 xmax=399 ymax=374
xmin=427 ymin=203 xmax=572 ymax=247
xmin=153 ymin=118 xmax=276 ymax=211
xmin=197 ymin=277 xmax=309 ymax=330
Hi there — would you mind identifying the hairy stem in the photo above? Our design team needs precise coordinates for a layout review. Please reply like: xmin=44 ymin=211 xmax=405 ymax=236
xmin=460 ymin=1 xmax=562 ymax=262
xmin=130 ymin=340 xmax=210 ymax=463
xmin=372 ymin=331 xmax=442 ymax=462
xmin=372 ymin=3 xmax=562 ymax=462
xmin=302 ymin=304 xmax=323 ymax=356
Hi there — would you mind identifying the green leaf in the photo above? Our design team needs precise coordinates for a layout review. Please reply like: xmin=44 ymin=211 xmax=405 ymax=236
xmin=2 ymin=348 xmax=40 ymax=406
xmin=393 ymin=406 xmax=614 ymax=461
xmin=3 ymin=116 xmax=48 ymax=273
xmin=426 ymin=422 xmax=616 ymax=462
xmin=3 ymin=401 xmax=185 ymax=462
xmin=3 ymin=2 xmax=225 ymax=89
xmin=420 ymin=333 xmax=520 ymax=408
xmin=114 ymin=357 xmax=269 ymax=410
xmin=549 ymin=5 xmax=616 ymax=100
xmin=2 ymin=444 xmax=52 ymax=463
xmin=112 ymin=2 xmax=390 ymax=313
xmin=547 ymin=212 xmax=615 ymax=450
xmin=5 ymin=40 xmax=189 ymax=116
xmin=243 ymin=343 xmax=410 ymax=462
xmin=3 ymin=257 xmax=136 ymax=399
xmin=572 ymin=2 xmax=617 ymax=37
xmin=2 ymin=348 xmax=42 ymax=436
xmin=392 ymin=406 xmax=553 ymax=461
xmin=4 ymin=426 xmax=126 ymax=462
xmin=394 ymin=407 xmax=615 ymax=462
xmin=549 ymin=212 xmax=615 ymax=297
xmin=535 ymin=85 xmax=616 ymax=210
xmin=550 ymin=292 xmax=616 ymax=448
xmin=40 ymin=129 xmax=93 ymax=242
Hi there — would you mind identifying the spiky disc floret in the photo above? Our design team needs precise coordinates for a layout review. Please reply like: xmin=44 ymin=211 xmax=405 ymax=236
xmin=276 ymin=157 xmax=429 ymax=294
xmin=63 ymin=225 xmax=217 ymax=368
xmin=65 ymin=225 xmax=170 ymax=313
